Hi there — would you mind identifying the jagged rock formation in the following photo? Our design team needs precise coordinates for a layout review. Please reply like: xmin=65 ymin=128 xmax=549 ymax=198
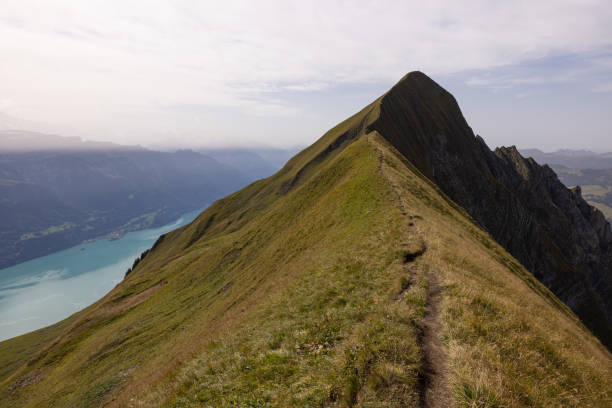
xmin=372 ymin=72 xmax=612 ymax=348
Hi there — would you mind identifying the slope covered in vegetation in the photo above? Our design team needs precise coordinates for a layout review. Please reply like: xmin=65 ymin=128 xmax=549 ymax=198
xmin=0 ymin=73 xmax=610 ymax=407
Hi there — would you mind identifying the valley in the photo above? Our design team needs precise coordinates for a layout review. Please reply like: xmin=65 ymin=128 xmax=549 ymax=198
xmin=0 ymin=134 xmax=252 ymax=269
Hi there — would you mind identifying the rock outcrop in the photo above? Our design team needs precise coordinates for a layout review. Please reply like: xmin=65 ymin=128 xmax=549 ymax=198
xmin=371 ymin=71 xmax=612 ymax=348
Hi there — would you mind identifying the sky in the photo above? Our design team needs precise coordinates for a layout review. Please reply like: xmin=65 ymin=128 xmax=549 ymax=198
xmin=0 ymin=0 xmax=611 ymax=151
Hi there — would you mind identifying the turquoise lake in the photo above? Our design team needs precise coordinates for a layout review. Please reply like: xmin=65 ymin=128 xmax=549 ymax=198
xmin=0 ymin=208 xmax=203 ymax=342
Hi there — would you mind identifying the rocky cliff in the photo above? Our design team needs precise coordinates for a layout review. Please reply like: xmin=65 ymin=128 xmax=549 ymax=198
xmin=371 ymin=71 xmax=612 ymax=348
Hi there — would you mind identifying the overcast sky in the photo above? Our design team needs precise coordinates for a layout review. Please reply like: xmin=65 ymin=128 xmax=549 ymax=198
xmin=1 ymin=1 xmax=611 ymax=151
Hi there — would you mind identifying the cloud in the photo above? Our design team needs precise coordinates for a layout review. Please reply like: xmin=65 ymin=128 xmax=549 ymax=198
xmin=0 ymin=0 xmax=611 ymax=146
xmin=283 ymin=82 xmax=330 ymax=92
xmin=593 ymin=83 xmax=612 ymax=93
xmin=462 ymin=48 xmax=612 ymax=92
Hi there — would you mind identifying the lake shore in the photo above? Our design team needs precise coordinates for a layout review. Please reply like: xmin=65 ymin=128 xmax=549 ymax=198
xmin=0 ymin=208 xmax=204 ymax=342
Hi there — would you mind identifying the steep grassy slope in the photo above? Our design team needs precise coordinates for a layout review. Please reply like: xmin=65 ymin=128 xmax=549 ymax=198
xmin=1 ymin=76 xmax=611 ymax=407
xmin=0 ymin=314 xmax=80 ymax=384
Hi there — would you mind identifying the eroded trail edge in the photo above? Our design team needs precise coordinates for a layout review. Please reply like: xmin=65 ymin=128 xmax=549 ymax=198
xmin=374 ymin=139 xmax=453 ymax=408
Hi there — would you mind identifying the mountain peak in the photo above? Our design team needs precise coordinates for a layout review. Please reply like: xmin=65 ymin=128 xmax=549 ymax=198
xmin=384 ymin=70 xmax=456 ymax=109
xmin=394 ymin=70 xmax=438 ymax=86
xmin=372 ymin=74 xmax=612 ymax=348
xmin=371 ymin=71 xmax=480 ymax=179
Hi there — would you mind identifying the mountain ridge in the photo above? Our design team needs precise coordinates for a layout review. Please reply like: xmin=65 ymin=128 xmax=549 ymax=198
xmin=0 ymin=130 xmax=143 ymax=152
xmin=277 ymin=70 xmax=612 ymax=347
xmin=0 ymin=72 xmax=610 ymax=407
xmin=370 ymin=72 xmax=612 ymax=349
xmin=520 ymin=148 xmax=612 ymax=170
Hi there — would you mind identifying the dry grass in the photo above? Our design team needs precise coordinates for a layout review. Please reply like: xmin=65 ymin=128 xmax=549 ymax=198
xmin=373 ymin=134 xmax=611 ymax=407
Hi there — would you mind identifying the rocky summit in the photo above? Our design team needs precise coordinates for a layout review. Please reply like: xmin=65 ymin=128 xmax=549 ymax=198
xmin=373 ymin=72 xmax=612 ymax=349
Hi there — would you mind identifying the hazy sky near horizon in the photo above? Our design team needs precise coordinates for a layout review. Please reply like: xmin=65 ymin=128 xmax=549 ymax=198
xmin=1 ymin=1 xmax=611 ymax=151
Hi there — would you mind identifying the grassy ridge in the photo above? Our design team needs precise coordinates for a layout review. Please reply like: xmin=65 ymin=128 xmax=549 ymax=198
xmin=374 ymin=134 xmax=611 ymax=406
xmin=140 ymin=135 xmax=425 ymax=407
xmin=1 ymin=114 xmax=611 ymax=406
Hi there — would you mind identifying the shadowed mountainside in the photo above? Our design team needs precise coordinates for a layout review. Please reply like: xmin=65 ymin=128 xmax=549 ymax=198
xmin=534 ymin=164 xmax=612 ymax=222
xmin=371 ymin=72 xmax=612 ymax=349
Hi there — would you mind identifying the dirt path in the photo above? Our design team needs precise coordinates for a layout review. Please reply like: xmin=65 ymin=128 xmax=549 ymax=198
xmin=373 ymin=139 xmax=453 ymax=408
xmin=419 ymin=271 xmax=453 ymax=408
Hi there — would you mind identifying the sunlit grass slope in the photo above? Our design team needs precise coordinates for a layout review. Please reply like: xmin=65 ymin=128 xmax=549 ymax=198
xmin=1 ymin=99 xmax=611 ymax=407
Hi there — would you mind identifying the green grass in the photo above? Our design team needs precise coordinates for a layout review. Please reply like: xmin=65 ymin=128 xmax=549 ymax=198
xmin=0 ymin=98 xmax=610 ymax=407
xmin=20 ymin=222 xmax=76 ymax=240
xmin=0 ymin=315 xmax=79 ymax=383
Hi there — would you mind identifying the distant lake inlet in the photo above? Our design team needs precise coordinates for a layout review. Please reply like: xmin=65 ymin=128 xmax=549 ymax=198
xmin=0 ymin=208 xmax=203 ymax=342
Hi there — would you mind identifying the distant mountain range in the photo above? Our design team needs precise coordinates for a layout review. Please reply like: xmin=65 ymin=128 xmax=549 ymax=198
xmin=0 ymin=131 xmax=298 ymax=269
xmin=0 ymin=130 xmax=141 ymax=152
xmin=520 ymin=148 xmax=612 ymax=170
xmin=199 ymin=147 xmax=301 ymax=181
